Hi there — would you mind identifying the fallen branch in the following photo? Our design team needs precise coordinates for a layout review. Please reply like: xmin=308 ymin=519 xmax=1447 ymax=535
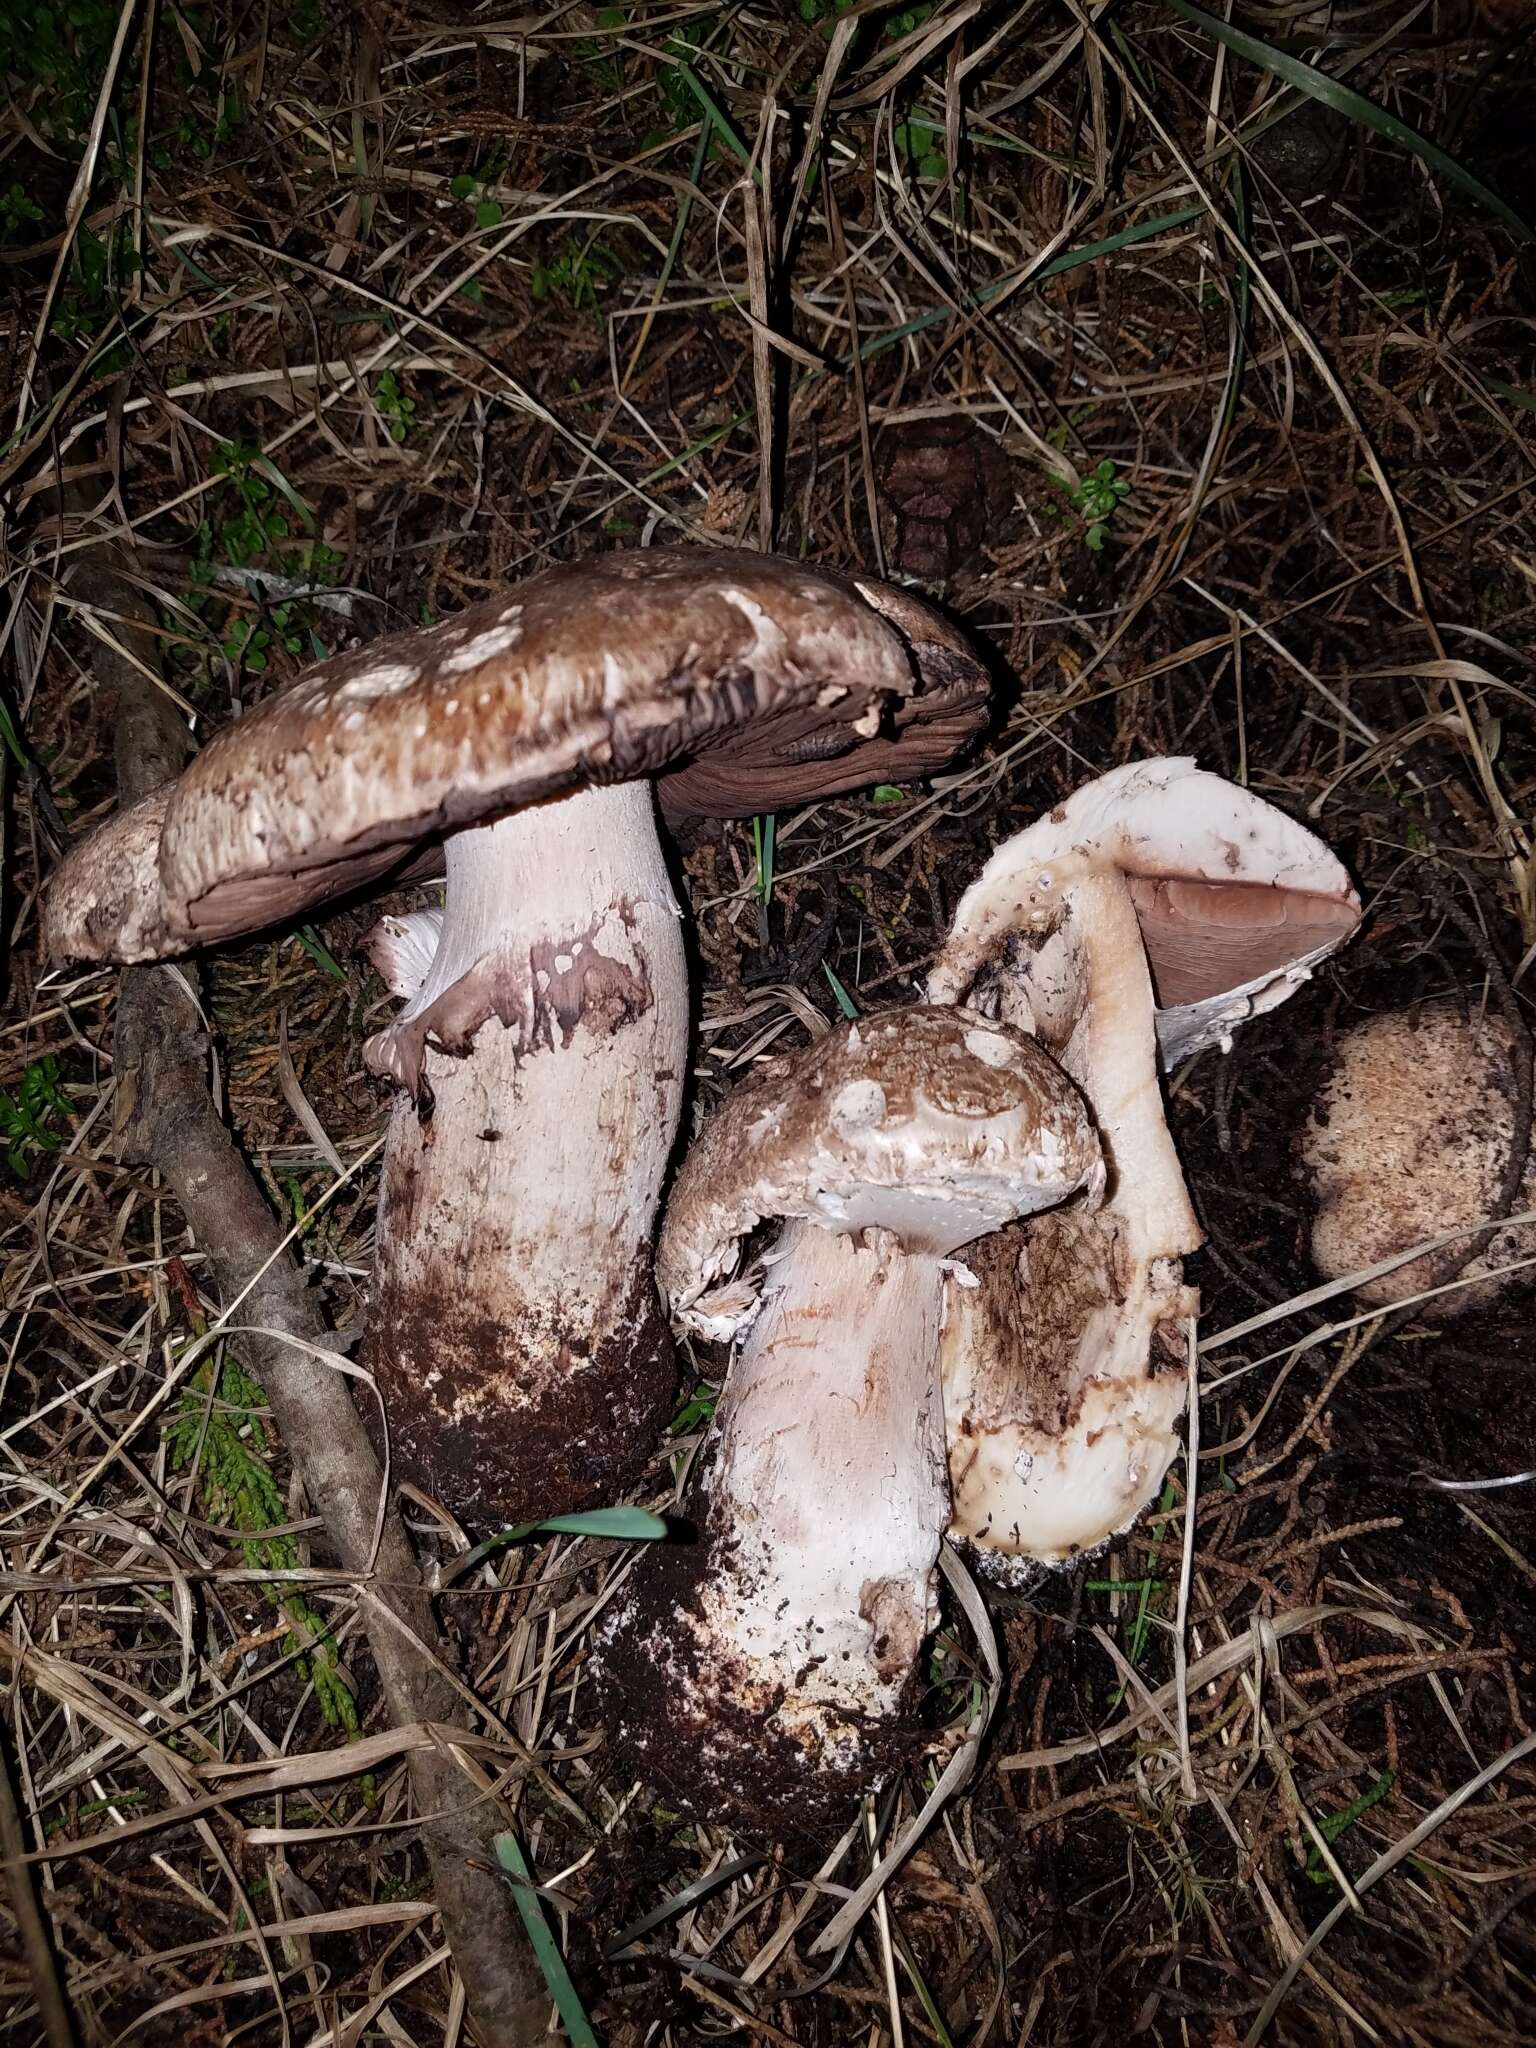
xmin=61 ymin=537 xmax=550 ymax=2046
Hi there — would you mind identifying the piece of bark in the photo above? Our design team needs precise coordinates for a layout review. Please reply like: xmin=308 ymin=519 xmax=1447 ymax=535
xmin=66 ymin=545 xmax=550 ymax=2046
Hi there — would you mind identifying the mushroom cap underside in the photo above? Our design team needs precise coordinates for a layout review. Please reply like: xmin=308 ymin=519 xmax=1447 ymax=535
xmin=658 ymin=1005 xmax=1104 ymax=1334
xmin=48 ymin=549 xmax=988 ymax=964
xmin=930 ymin=758 xmax=1361 ymax=1062
xmin=655 ymin=576 xmax=989 ymax=816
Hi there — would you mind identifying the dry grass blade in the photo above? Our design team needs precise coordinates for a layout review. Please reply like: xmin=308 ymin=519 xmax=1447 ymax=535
xmin=1244 ymin=1726 xmax=1536 ymax=2044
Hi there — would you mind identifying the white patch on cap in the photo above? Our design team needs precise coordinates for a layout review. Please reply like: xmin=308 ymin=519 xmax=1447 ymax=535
xmin=830 ymin=1079 xmax=887 ymax=1134
xmin=336 ymin=661 xmax=420 ymax=702
xmin=963 ymin=1026 xmax=1017 ymax=1069
xmin=601 ymin=650 xmax=628 ymax=707
xmin=442 ymin=618 xmax=523 ymax=674
xmin=720 ymin=587 xmax=789 ymax=663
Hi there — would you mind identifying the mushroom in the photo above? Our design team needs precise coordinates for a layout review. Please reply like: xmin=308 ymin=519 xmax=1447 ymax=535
xmin=928 ymin=758 xmax=1360 ymax=1574
xmin=1304 ymin=1002 xmax=1535 ymax=1318
xmin=45 ymin=549 xmax=989 ymax=1525
xmin=598 ymin=1007 xmax=1102 ymax=1829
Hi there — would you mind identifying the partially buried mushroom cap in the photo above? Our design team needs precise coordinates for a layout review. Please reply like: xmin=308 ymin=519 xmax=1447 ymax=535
xmin=1305 ymin=1002 xmax=1536 ymax=1318
xmin=48 ymin=548 xmax=991 ymax=1529
xmin=602 ymin=1007 xmax=1100 ymax=1832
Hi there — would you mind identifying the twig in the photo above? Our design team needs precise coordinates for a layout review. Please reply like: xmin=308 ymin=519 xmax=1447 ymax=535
xmin=0 ymin=1729 xmax=77 ymax=2048
xmin=59 ymin=530 xmax=551 ymax=2046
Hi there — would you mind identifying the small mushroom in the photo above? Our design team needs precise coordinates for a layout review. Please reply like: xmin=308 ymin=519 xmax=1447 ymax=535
xmin=929 ymin=759 xmax=1360 ymax=1573
xmin=46 ymin=549 xmax=989 ymax=1524
xmin=598 ymin=1007 xmax=1102 ymax=1830
xmin=875 ymin=416 xmax=1014 ymax=583
xmin=1304 ymin=1002 xmax=1535 ymax=1318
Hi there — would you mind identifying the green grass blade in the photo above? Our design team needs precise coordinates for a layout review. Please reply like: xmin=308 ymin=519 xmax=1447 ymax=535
xmin=856 ymin=206 xmax=1204 ymax=361
xmin=823 ymin=963 xmax=859 ymax=1018
xmin=251 ymin=452 xmax=318 ymax=531
xmin=0 ymin=697 xmax=32 ymax=773
xmin=1163 ymin=0 xmax=1533 ymax=244
xmin=447 ymin=1506 xmax=669 ymax=1583
xmin=294 ymin=925 xmax=347 ymax=980
xmin=604 ymin=1852 xmax=766 ymax=1956
xmin=670 ymin=59 xmax=756 ymax=181
xmin=494 ymin=1834 xmax=600 ymax=2048
xmin=753 ymin=812 xmax=775 ymax=906
xmin=529 ymin=1507 xmax=669 ymax=1540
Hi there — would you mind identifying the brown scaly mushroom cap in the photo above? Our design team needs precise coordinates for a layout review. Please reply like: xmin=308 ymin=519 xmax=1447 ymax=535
xmin=47 ymin=549 xmax=986 ymax=970
xmin=659 ymin=1005 xmax=1104 ymax=1336
xmin=44 ymin=784 xmax=176 ymax=965
xmin=601 ymin=1007 xmax=1101 ymax=1832
xmin=1305 ymin=1002 xmax=1536 ymax=1319
xmin=46 ymin=548 xmax=989 ymax=1529
xmin=929 ymin=759 xmax=1360 ymax=1573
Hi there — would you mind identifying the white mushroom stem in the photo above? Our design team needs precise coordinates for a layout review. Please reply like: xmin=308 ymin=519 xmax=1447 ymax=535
xmin=939 ymin=873 xmax=1199 ymax=1566
xmin=366 ymin=781 xmax=688 ymax=1522
xmin=657 ymin=1219 xmax=948 ymax=1779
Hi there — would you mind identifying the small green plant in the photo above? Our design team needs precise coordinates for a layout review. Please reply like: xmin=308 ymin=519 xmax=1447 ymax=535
xmin=450 ymin=169 xmax=505 ymax=231
xmin=894 ymin=117 xmax=946 ymax=182
xmin=0 ymin=0 xmax=123 ymax=140
xmin=1086 ymin=1572 xmax=1163 ymax=1694
xmin=531 ymin=240 xmax=622 ymax=315
xmin=167 ymin=1352 xmax=361 ymax=1735
xmin=0 ymin=1056 xmax=72 ymax=1178
xmin=221 ymin=604 xmax=304 ymax=674
xmin=0 ymin=182 xmax=42 ymax=241
xmin=199 ymin=441 xmax=292 ymax=568
xmin=574 ymin=6 xmax=628 ymax=94
xmin=670 ymin=1382 xmax=718 ymax=1435
xmin=1086 ymin=1473 xmax=1179 ymax=1705
xmin=1053 ymin=458 xmax=1132 ymax=553
xmin=798 ymin=0 xmax=934 ymax=37
xmin=372 ymin=368 xmax=416 ymax=444
xmin=924 ymin=1633 xmax=983 ymax=1719
xmin=289 ymin=0 xmax=329 ymax=43
xmin=49 ymin=223 xmax=139 ymax=361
